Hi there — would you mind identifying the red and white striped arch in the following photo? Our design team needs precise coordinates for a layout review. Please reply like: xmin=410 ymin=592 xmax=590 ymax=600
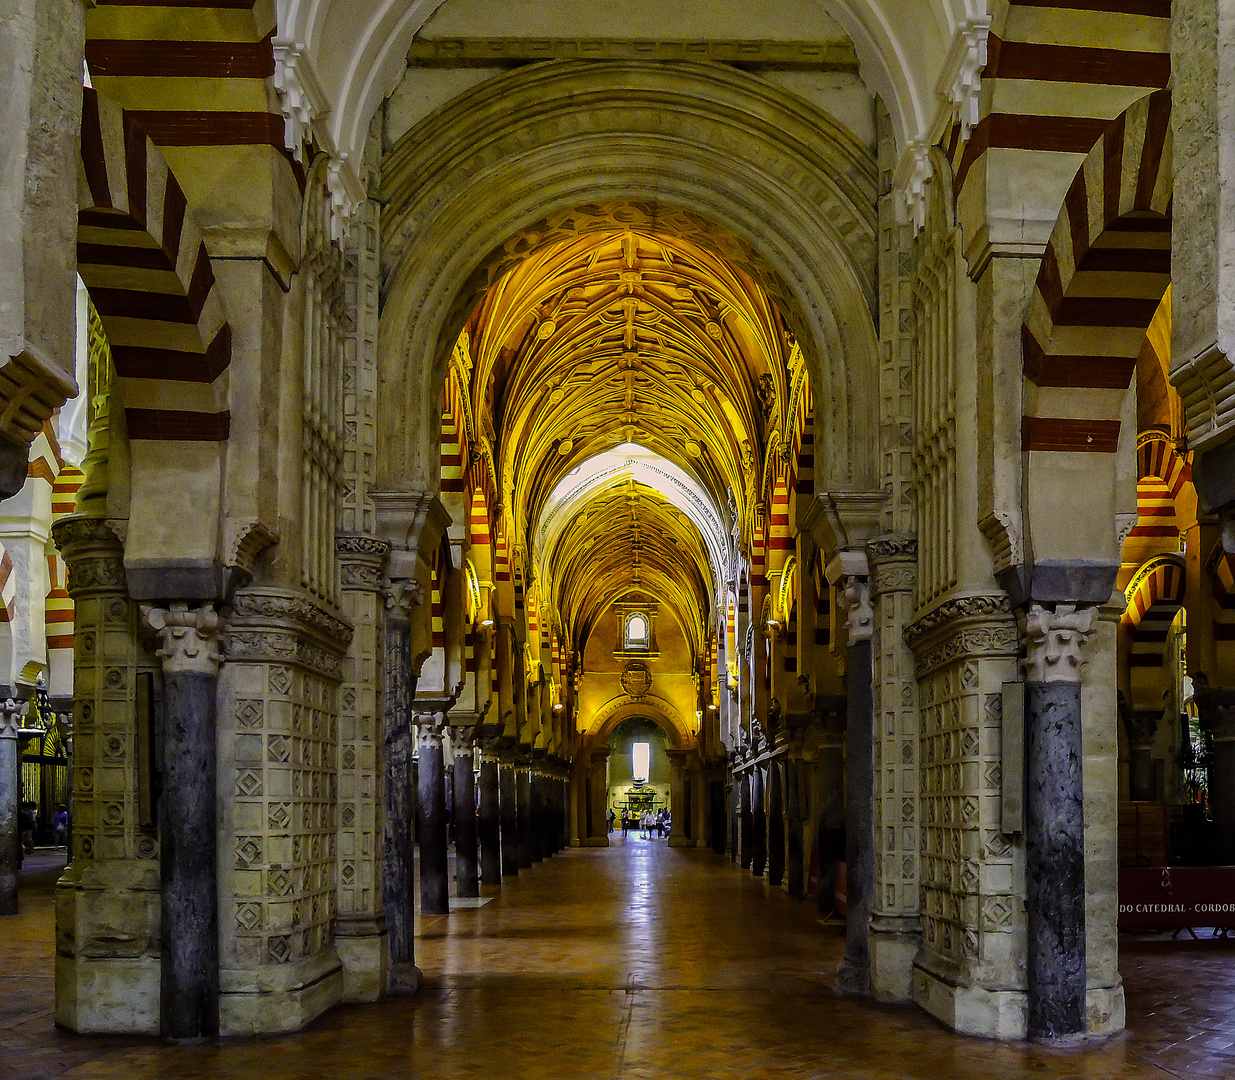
xmin=78 ymin=88 xmax=231 ymax=442
xmin=1021 ymin=90 xmax=1172 ymax=455
xmin=1123 ymin=552 xmax=1186 ymax=668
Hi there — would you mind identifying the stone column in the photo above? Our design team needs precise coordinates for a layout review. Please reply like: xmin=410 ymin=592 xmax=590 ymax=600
xmin=0 ymin=698 xmax=20 ymax=915
xmin=528 ymin=766 xmax=545 ymax=863
xmin=1023 ymin=604 xmax=1095 ymax=1040
xmin=516 ymin=761 xmax=533 ymax=867
xmin=667 ymin=750 xmax=689 ymax=848
xmin=498 ymin=756 xmax=520 ymax=875
xmin=751 ymin=766 xmax=767 ymax=877
xmin=837 ymin=572 xmax=874 ymax=996
xmin=417 ymin=720 xmax=449 ymax=915
xmin=453 ymin=738 xmax=479 ymax=898
xmin=739 ymin=772 xmax=752 ymax=869
xmin=768 ymin=762 xmax=785 ymax=887
xmin=581 ymin=748 xmax=611 ymax=846
xmin=143 ymin=602 xmax=225 ymax=1040
xmin=786 ymin=754 xmax=804 ymax=898
xmin=381 ymin=589 xmax=421 ymax=991
xmin=730 ymin=774 xmax=740 ymax=862
xmin=478 ymin=742 xmax=502 ymax=885
xmin=1124 ymin=710 xmax=1159 ymax=803
xmin=1195 ymin=683 xmax=1235 ymax=864
xmin=816 ymin=705 xmax=847 ymax=914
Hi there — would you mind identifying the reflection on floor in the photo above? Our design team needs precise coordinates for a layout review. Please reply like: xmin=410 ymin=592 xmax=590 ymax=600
xmin=3 ymin=841 xmax=1235 ymax=1078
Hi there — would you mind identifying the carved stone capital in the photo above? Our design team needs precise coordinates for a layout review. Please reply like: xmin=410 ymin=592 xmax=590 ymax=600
xmin=1021 ymin=603 xmax=1096 ymax=684
xmin=142 ymin=602 xmax=224 ymax=677
xmin=839 ymin=577 xmax=873 ymax=642
xmin=1123 ymin=710 xmax=1159 ymax=751
xmin=416 ymin=714 xmax=448 ymax=749
xmin=904 ymin=593 xmax=1018 ymax=679
xmin=0 ymin=699 xmax=23 ymax=740
xmin=867 ymin=535 xmax=917 ymax=597
xmin=52 ymin=515 xmax=127 ymax=597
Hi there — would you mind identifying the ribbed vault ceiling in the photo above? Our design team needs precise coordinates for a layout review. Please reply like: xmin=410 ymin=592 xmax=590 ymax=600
xmin=463 ymin=220 xmax=798 ymax=660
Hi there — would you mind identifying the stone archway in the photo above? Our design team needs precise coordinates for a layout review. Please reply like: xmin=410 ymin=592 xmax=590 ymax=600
xmin=375 ymin=59 xmax=880 ymax=498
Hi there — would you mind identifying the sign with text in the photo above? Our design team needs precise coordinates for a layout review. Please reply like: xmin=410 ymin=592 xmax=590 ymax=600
xmin=1119 ymin=867 xmax=1235 ymax=929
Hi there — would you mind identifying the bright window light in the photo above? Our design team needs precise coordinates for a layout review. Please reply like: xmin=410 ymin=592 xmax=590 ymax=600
xmin=627 ymin=613 xmax=648 ymax=646
xmin=632 ymin=741 xmax=650 ymax=782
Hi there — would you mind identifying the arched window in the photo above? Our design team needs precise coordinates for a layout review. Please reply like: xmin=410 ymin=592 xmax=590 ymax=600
xmin=625 ymin=613 xmax=649 ymax=649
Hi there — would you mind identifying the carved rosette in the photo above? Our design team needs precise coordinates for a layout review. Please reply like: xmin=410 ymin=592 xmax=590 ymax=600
xmin=223 ymin=588 xmax=353 ymax=683
xmin=142 ymin=602 xmax=225 ymax=676
xmin=1020 ymin=603 xmax=1096 ymax=683
xmin=903 ymin=593 xmax=1018 ymax=679
xmin=51 ymin=516 xmax=127 ymax=598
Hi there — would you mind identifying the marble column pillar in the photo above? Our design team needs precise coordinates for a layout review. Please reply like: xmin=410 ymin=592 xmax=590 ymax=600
xmin=817 ymin=705 xmax=847 ymax=913
xmin=768 ymin=762 xmax=786 ymax=887
xmin=143 ymin=603 xmax=224 ymax=1040
xmin=0 ymin=699 xmax=20 ymax=915
xmin=478 ymin=746 xmax=502 ymax=885
xmin=1195 ymin=684 xmax=1235 ymax=864
xmin=417 ymin=722 xmax=449 ymax=915
xmin=751 ymin=766 xmax=767 ymax=877
xmin=667 ymin=750 xmax=690 ymax=848
xmin=453 ymin=741 xmax=479 ymax=899
xmin=1023 ymin=604 xmax=1094 ymax=1040
xmin=786 ymin=756 xmax=804 ymax=898
xmin=739 ymin=773 xmax=752 ymax=869
xmin=838 ymin=574 xmax=874 ymax=996
xmin=529 ymin=768 xmax=545 ymax=863
xmin=730 ymin=775 xmax=740 ymax=861
xmin=516 ymin=762 xmax=533 ymax=868
xmin=1124 ymin=710 xmax=1159 ymax=803
xmin=498 ymin=758 xmax=520 ymax=876
xmin=380 ymin=593 xmax=420 ymax=989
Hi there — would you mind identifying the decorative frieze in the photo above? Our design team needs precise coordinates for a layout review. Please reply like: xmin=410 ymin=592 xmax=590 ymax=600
xmin=905 ymin=594 xmax=1018 ymax=680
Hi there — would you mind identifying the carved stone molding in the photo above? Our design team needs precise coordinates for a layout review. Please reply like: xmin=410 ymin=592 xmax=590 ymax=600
xmin=1020 ymin=603 xmax=1096 ymax=684
xmin=868 ymin=535 xmax=917 ymax=597
xmin=224 ymin=587 xmax=354 ymax=682
xmin=904 ymin=593 xmax=1018 ymax=679
xmin=51 ymin=516 xmax=127 ymax=597
xmin=142 ymin=602 xmax=225 ymax=677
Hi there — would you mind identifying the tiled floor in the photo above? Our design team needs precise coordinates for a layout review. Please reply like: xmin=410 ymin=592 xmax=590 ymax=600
xmin=3 ymin=841 xmax=1235 ymax=1079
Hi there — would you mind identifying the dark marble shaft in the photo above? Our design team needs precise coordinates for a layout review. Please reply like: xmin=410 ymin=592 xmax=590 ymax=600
xmin=786 ymin=761 xmax=804 ymax=897
xmin=1129 ymin=747 xmax=1155 ymax=803
xmin=479 ymin=758 xmax=502 ymax=885
xmin=529 ymin=772 xmax=545 ymax=863
xmin=1026 ymin=680 xmax=1087 ymax=1039
xmin=751 ymin=768 xmax=767 ymax=877
xmin=418 ymin=739 xmax=449 ymax=915
xmin=382 ymin=618 xmax=417 ymax=969
xmin=454 ymin=750 xmax=479 ymax=898
xmin=1211 ymin=741 xmax=1235 ymax=864
xmin=769 ymin=766 xmax=786 ymax=888
xmin=161 ymin=670 xmax=219 ymax=1039
xmin=516 ymin=766 xmax=533 ymax=869
xmin=839 ymin=637 xmax=873 ymax=995
xmin=499 ymin=762 xmax=520 ymax=876
xmin=739 ymin=777 xmax=752 ymax=869
xmin=730 ymin=779 xmax=740 ymax=861
xmin=0 ymin=736 xmax=17 ymax=916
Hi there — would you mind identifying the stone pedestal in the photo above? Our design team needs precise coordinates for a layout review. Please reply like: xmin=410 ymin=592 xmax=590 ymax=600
xmin=453 ymin=742 xmax=479 ymax=898
xmin=499 ymin=759 xmax=520 ymax=875
xmin=838 ymin=579 xmax=874 ymax=996
xmin=0 ymin=700 xmax=19 ymax=915
xmin=144 ymin=603 xmax=224 ymax=1040
xmin=417 ymin=724 xmax=449 ymax=915
xmin=478 ymin=749 xmax=502 ymax=885
xmin=1024 ymin=604 xmax=1093 ymax=1040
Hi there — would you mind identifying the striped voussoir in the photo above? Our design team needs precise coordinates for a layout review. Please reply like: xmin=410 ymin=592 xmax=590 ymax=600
xmin=1124 ymin=552 xmax=1186 ymax=667
xmin=951 ymin=0 xmax=1169 ymax=194
xmin=78 ymin=88 xmax=230 ymax=442
xmin=1021 ymin=89 xmax=1171 ymax=453
xmin=1125 ymin=429 xmax=1190 ymax=542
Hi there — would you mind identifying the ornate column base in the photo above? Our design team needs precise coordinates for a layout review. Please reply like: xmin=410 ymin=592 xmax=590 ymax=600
xmin=912 ymin=958 xmax=1027 ymax=1039
xmin=334 ymin=914 xmax=388 ymax=1003
xmin=869 ymin=914 xmax=920 ymax=1003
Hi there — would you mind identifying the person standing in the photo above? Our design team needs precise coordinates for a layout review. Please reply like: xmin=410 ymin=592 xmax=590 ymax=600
xmin=51 ymin=803 xmax=69 ymax=847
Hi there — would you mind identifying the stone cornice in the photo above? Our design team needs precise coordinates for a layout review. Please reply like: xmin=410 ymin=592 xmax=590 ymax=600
xmin=224 ymin=587 xmax=355 ymax=682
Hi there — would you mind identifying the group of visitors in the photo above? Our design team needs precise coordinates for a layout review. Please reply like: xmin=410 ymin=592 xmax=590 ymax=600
xmin=610 ymin=806 xmax=671 ymax=839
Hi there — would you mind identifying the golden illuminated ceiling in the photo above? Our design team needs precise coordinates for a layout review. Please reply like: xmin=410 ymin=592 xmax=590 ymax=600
xmin=458 ymin=210 xmax=804 ymax=659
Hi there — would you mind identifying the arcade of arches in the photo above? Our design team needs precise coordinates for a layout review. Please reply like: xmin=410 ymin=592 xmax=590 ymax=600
xmin=4 ymin=0 xmax=1235 ymax=1069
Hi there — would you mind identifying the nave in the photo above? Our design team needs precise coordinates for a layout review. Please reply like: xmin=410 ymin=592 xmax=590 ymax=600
xmin=3 ymin=845 xmax=1233 ymax=1080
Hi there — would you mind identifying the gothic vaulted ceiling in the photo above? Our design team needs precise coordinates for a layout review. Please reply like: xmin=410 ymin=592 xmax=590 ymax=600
xmin=455 ymin=210 xmax=808 ymax=660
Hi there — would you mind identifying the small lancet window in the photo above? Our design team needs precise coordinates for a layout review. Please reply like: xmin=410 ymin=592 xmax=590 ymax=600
xmin=632 ymin=741 xmax=650 ymax=783
xmin=626 ymin=613 xmax=649 ymax=649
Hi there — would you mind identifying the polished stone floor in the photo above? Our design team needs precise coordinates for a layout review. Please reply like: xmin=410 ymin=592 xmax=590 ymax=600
xmin=3 ymin=840 xmax=1235 ymax=1078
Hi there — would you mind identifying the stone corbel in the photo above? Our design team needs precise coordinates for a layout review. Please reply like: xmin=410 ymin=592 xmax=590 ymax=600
xmin=826 ymin=549 xmax=873 ymax=643
xmin=141 ymin=602 xmax=225 ymax=676
xmin=272 ymin=39 xmax=327 ymax=163
xmin=1020 ymin=604 xmax=1095 ymax=683
xmin=940 ymin=18 xmax=991 ymax=140
xmin=0 ymin=699 xmax=22 ymax=740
